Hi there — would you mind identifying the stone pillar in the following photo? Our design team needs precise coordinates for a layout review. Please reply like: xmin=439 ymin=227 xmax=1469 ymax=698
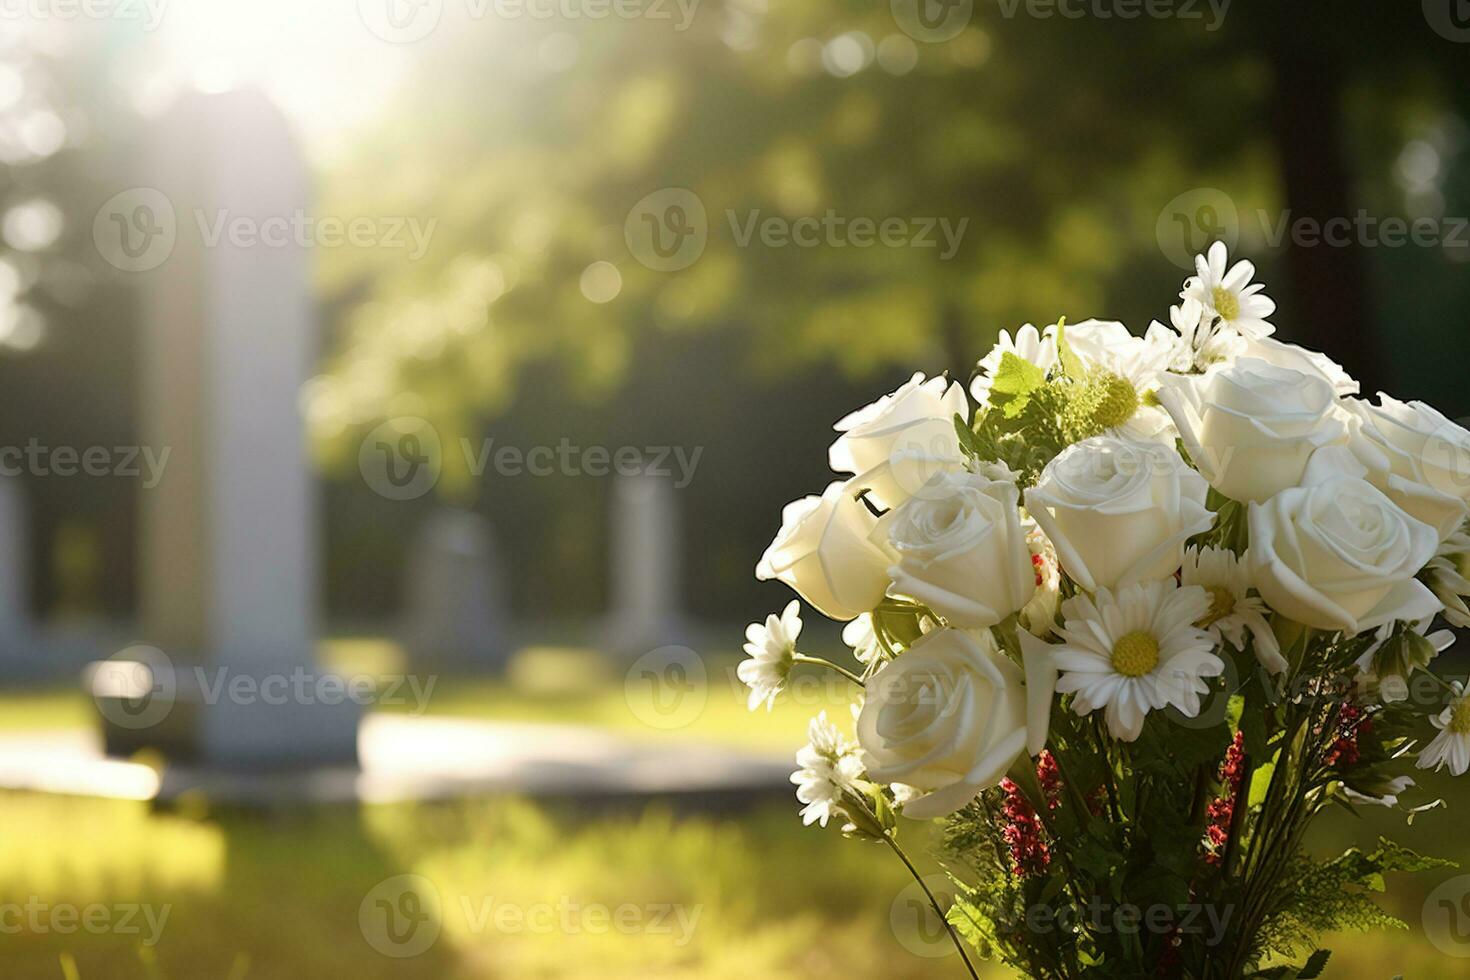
xmin=601 ymin=470 xmax=689 ymax=656
xmin=0 ymin=476 xmax=29 ymax=675
xmin=402 ymin=509 xmax=509 ymax=672
xmin=94 ymin=88 xmax=358 ymax=768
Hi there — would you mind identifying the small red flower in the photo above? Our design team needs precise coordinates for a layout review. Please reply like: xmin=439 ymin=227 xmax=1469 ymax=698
xmin=1203 ymin=730 xmax=1246 ymax=866
xmin=1324 ymin=704 xmax=1368 ymax=768
xmin=999 ymin=776 xmax=1050 ymax=876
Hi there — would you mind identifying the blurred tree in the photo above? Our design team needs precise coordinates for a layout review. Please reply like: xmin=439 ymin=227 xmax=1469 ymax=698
xmin=311 ymin=0 xmax=1469 ymax=493
xmin=0 ymin=24 xmax=147 ymax=617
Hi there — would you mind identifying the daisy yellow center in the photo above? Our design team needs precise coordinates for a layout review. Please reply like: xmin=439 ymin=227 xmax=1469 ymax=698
xmin=1091 ymin=372 xmax=1140 ymax=431
xmin=1198 ymin=586 xmax=1236 ymax=628
xmin=1211 ymin=286 xmax=1240 ymax=322
xmin=1112 ymin=631 xmax=1160 ymax=678
xmin=1449 ymin=696 xmax=1470 ymax=736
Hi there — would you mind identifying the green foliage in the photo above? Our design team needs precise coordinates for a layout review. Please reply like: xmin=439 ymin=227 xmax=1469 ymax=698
xmin=1256 ymin=839 xmax=1455 ymax=964
xmin=1132 ymin=714 xmax=1232 ymax=781
xmin=989 ymin=352 xmax=1049 ymax=418
xmin=1369 ymin=630 xmax=1439 ymax=687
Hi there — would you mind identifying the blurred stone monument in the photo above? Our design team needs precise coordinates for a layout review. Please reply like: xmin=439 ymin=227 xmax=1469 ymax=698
xmin=90 ymin=89 xmax=359 ymax=768
xmin=0 ymin=476 xmax=32 ymax=676
xmin=601 ymin=470 xmax=691 ymax=656
xmin=402 ymin=509 xmax=509 ymax=672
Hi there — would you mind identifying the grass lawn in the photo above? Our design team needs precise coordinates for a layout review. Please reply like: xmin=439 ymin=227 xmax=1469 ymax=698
xmin=1 ymin=642 xmax=1467 ymax=978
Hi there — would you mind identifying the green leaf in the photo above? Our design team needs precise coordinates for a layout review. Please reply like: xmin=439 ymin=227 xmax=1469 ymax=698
xmin=1054 ymin=319 xmax=1085 ymax=379
xmin=989 ymin=351 xmax=1048 ymax=418
xmin=953 ymin=413 xmax=984 ymax=461
xmin=1248 ymin=756 xmax=1277 ymax=808
xmin=1372 ymin=629 xmax=1438 ymax=682
xmin=1297 ymin=950 xmax=1331 ymax=980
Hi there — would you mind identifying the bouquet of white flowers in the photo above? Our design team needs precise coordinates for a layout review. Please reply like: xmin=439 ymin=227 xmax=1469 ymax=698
xmin=744 ymin=243 xmax=1470 ymax=978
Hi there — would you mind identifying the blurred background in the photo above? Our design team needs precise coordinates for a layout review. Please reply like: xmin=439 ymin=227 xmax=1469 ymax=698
xmin=0 ymin=1 xmax=1468 ymax=977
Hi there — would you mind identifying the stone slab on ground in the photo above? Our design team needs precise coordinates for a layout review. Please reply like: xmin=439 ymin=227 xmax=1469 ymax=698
xmin=0 ymin=715 xmax=793 ymax=807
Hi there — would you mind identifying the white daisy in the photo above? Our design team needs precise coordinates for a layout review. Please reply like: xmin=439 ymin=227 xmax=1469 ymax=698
xmin=1416 ymin=682 xmax=1470 ymax=777
xmin=791 ymin=711 xmax=865 ymax=827
xmin=739 ymin=600 xmax=801 ymax=710
xmin=1052 ymin=580 xmax=1223 ymax=741
xmin=1157 ymin=296 xmax=1245 ymax=373
xmin=1181 ymin=546 xmax=1285 ymax=674
xmin=1061 ymin=319 xmax=1177 ymax=442
xmin=842 ymin=613 xmax=883 ymax=667
xmin=970 ymin=323 xmax=1059 ymax=402
xmin=1181 ymin=241 xmax=1276 ymax=339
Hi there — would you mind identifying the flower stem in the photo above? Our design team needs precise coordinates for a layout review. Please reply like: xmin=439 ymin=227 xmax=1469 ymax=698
xmin=879 ymin=830 xmax=982 ymax=980
xmin=793 ymin=654 xmax=865 ymax=688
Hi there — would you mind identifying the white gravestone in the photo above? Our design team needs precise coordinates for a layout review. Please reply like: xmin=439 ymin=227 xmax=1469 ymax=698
xmin=0 ymin=476 xmax=30 ymax=675
xmin=602 ymin=470 xmax=690 ymax=657
xmin=403 ymin=509 xmax=509 ymax=671
xmin=95 ymin=89 xmax=358 ymax=767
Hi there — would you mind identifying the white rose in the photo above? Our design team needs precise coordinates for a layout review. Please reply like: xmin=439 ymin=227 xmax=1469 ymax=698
xmin=757 ymin=480 xmax=891 ymax=620
xmin=1247 ymin=475 xmax=1441 ymax=634
xmin=829 ymin=373 xmax=969 ymax=509
xmin=871 ymin=471 xmax=1036 ymax=628
xmin=857 ymin=628 xmax=1029 ymax=818
xmin=1024 ymin=436 xmax=1214 ymax=592
xmin=1157 ymin=357 xmax=1349 ymax=503
xmin=1343 ymin=394 xmax=1470 ymax=540
xmin=1241 ymin=336 xmax=1359 ymax=395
